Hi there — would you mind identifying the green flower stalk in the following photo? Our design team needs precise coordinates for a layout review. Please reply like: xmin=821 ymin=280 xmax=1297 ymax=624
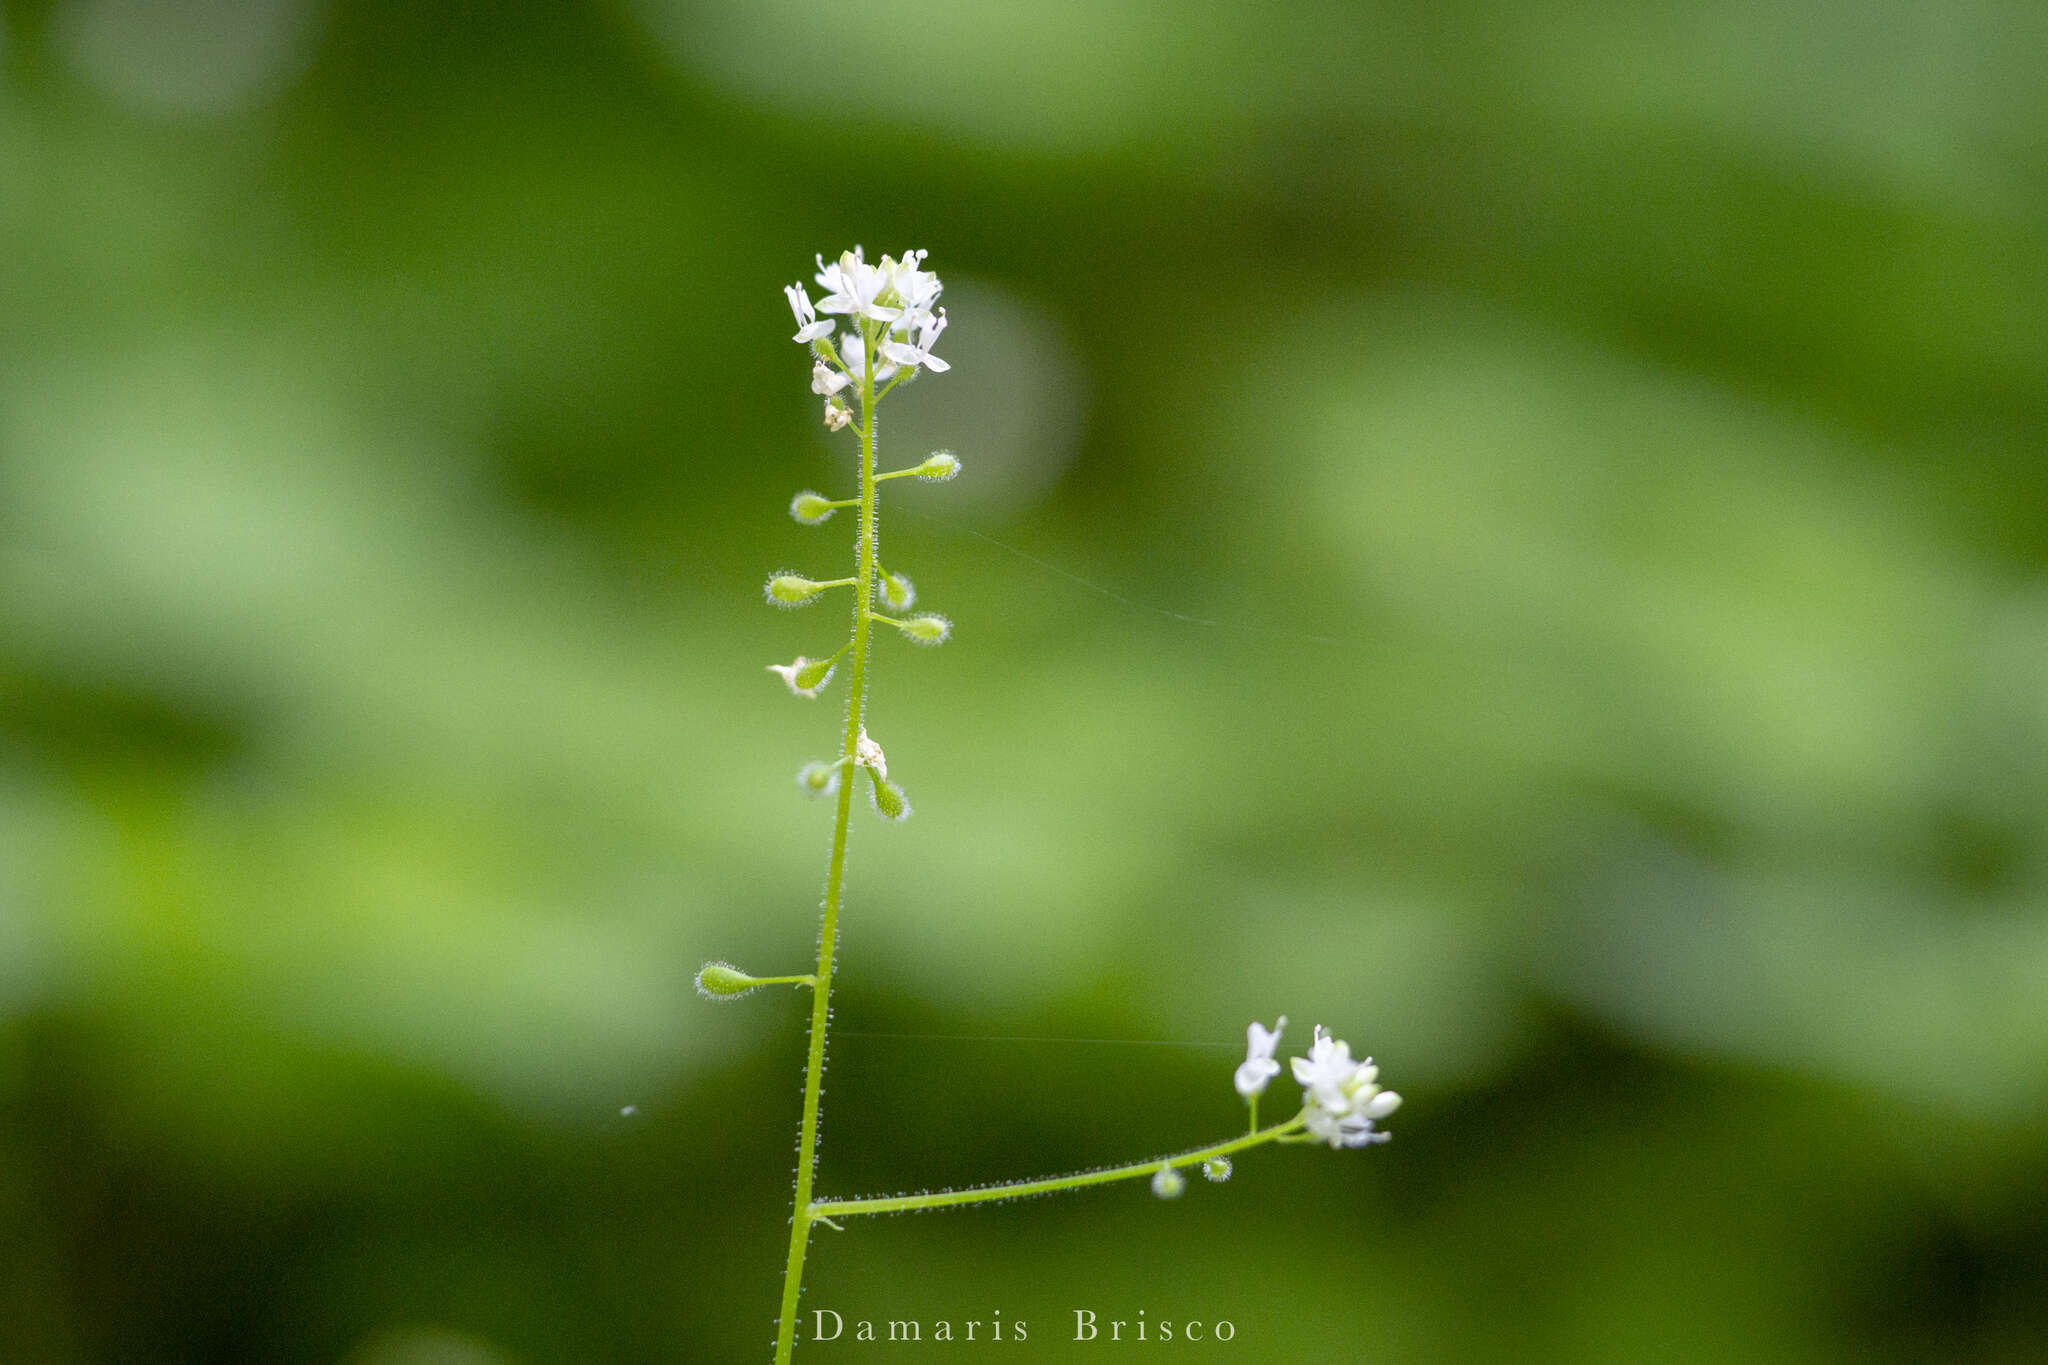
xmin=701 ymin=248 xmax=1404 ymax=1364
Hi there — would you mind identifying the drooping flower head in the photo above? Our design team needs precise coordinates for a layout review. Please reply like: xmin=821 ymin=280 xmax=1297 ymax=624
xmin=1234 ymin=1016 xmax=1286 ymax=1098
xmin=1290 ymin=1026 xmax=1401 ymax=1149
xmin=811 ymin=359 xmax=851 ymax=397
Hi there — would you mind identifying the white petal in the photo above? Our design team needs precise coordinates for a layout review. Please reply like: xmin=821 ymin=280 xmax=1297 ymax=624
xmin=855 ymin=729 xmax=887 ymax=778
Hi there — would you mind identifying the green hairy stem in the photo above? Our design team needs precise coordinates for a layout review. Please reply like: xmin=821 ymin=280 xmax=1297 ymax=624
xmin=771 ymin=327 xmax=882 ymax=1365
xmin=744 ymin=261 xmax=1397 ymax=1362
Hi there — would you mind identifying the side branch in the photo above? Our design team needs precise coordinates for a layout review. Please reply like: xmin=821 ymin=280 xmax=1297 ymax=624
xmin=808 ymin=1114 xmax=1309 ymax=1220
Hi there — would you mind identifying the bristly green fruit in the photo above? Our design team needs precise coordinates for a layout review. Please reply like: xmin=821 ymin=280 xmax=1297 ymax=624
xmin=790 ymin=491 xmax=837 ymax=525
xmin=892 ymin=613 xmax=951 ymax=646
xmin=796 ymin=761 xmax=841 ymax=796
xmin=866 ymin=769 xmax=911 ymax=821
xmin=695 ymin=961 xmax=764 ymax=1000
xmin=877 ymin=570 xmax=916 ymax=612
xmin=766 ymin=572 xmax=829 ymax=607
xmin=790 ymin=656 xmax=836 ymax=690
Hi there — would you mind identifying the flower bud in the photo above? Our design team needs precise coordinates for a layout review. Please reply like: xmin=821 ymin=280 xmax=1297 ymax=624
xmin=890 ymin=613 xmax=951 ymax=646
xmin=876 ymin=570 xmax=916 ymax=612
xmin=911 ymin=451 xmax=960 ymax=481
xmin=695 ymin=961 xmax=766 ymax=1001
xmin=790 ymin=491 xmax=837 ymax=525
xmin=1151 ymin=1164 xmax=1186 ymax=1199
xmin=767 ymin=655 xmax=838 ymax=698
xmin=866 ymin=769 xmax=911 ymax=822
xmin=796 ymin=761 xmax=842 ymax=797
xmin=1201 ymin=1157 xmax=1233 ymax=1182
xmin=766 ymin=572 xmax=830 ymax=608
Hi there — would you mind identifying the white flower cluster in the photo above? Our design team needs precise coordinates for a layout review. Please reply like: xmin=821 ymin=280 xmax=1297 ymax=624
xmin=1236 ymin=1018 xmax=1402 ymax=1149
xmin=785 ymin=247 xmax=950 ymax=425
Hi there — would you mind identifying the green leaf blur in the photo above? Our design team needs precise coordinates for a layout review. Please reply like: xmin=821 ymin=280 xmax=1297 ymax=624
xmin=3 ymin=1 xmax=2046 ymax=1361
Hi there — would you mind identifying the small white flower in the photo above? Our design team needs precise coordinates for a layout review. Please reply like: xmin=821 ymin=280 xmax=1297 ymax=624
xmin=879 ymin=307 xmax=950 ymax=374
xmin=811 ymin=359 xmax=851 ymax=397
xmin=785 ymin=284 xmax=835 ymax=344
xmin=823 ymin=398 xmax=852 ymax=430
xmin=815 ymin=247 xmax=900 ymax=323
xmin=883 ymin=249 xmax=942 ymax=328
xmin=854 ymin=728 xmax=887 ymax=780
xmin=1233 ymin=1015 xmax=1286 ymax=1098
xmin=1289 ymin=1025 xmax=1401 ymax=1149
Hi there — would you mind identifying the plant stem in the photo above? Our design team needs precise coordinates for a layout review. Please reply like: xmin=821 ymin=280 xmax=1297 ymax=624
xmin=772 ymin=329 xmax=882 ymax=1365
xmin=808 ymin=1115 xmax=1310 ymax=1220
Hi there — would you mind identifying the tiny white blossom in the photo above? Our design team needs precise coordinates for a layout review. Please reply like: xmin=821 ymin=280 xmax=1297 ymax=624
xmin=785 ymin=284 xmax=835 ymax=344
xmin=879 ymin=307 xmax=950 ymax=374
xmin=883 ymin=249 xmax=942 ymax=328
xmin=815 ymin=247 xmax=900 ymax=322
xmin=796 ymin=247 xmax=948 ymax=391
xmin=1233 ymin=1015 xmax=1286 ymax=1098
xmin=823 ymin=398 xmax=852 ymax=430
xmin=811 ymin=359 xmax=851 ymax=397
xmin=1290 ymin=1026 xmax=1401 ymax=1149
xmin=854 ymin=728 xmax=887 ymax=780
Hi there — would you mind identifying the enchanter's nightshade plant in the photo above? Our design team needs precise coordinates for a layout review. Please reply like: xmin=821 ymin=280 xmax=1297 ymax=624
xmin=702 ymin=247 xmax=1402 ymax=1364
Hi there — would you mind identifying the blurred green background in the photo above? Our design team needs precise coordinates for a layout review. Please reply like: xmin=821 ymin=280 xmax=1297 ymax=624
xmin=4 ymin=0 xmax=2048 ymax=1360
